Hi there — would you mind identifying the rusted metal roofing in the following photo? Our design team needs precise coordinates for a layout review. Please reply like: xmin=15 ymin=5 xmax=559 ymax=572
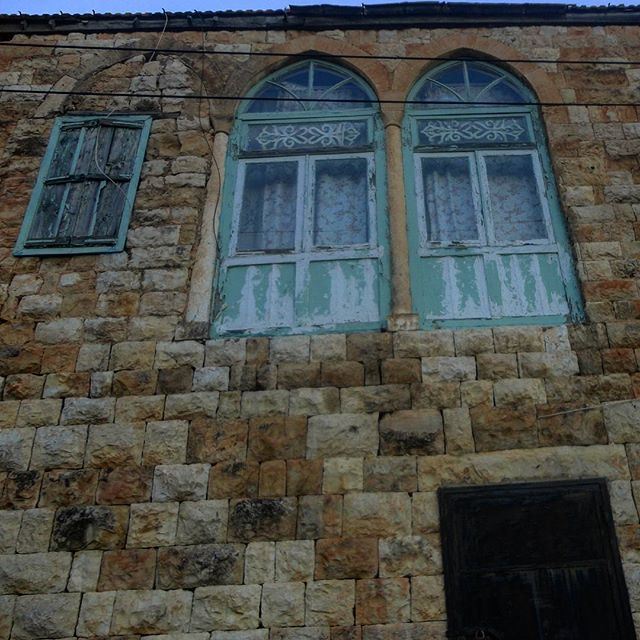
xmin=1 ymin=2 xmax=639 ymax=34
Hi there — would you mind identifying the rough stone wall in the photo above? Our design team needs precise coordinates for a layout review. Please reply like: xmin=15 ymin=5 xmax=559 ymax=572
xmin=0 ymin=20 xmax=639 ymax=640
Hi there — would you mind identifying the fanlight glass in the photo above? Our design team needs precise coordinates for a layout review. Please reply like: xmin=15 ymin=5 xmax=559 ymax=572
xmin=245 ymin=61 xmax=375 ymax=113
xmin=413 ymin=60 xmax=529 ymax=108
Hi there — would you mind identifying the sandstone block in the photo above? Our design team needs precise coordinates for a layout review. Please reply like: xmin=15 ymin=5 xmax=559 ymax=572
xmin=261 ymin=581 xmax=305 ymax=627
xmin=229 ymin=498 xmax=297 ymax=542
xmin=156 ymin=341 xmax=205 ymax=368
xmin=379 ymin=410 xmax=443 ymax=456
xmin=191 ymin=585 xmax=261 ymax=631
xmin=443 ymin=407 xmax=474 ymax=455
xmin=0 ymin=470 xmax=42 ymax=509
xmin=381 ymin=359 xmax=421 ymax=384
xmin=3 ymin=374 xmax=44 ymax=400
xmin=343 ymin=493 xmax=411 ymax=537
xmin=111 ymin=589 xmax=192 ymax=634
xmin=0 ymin=595 xmax=13 ymax=640
xmin=276 ymin=539 xmax=314 ymax=582
xmin=271 ymin=336 xmax=310 ymax=363
xmin=411 ymin=492 xmax=440 ymax=535
xmin=158 ymin=543 xmax=244 ymax=589
xmin=495 ymin=378 xmax=547 ymax=406
xmin=77 ymin=590 xmax=115 ymax=636
xmin=519 ymin=352 xmax=580 ymax=378
xmin=248 ymin=416 xmax=306 ymax=461
xmin=411 ymin=381 xmax=460 ymax=409
xmin=0 ymin=429 xmax=34 ymax=472
xmin=0 ymin=511 xmax=21 ymax=553
xmin=476 ymin=353 xmax=518 ymax=380
xmin=99 ymin=548 xmax=156 ymax=590
xmin=311 ymin=334 xmax=346 ymax=361
xmin=115 ymin=394 xmax=164 ymax=422
xmin=259 ymin=460 xmax=286 ymax=497
xmin=35 ymin=318 xmax=83 ymax=344
xmin=453 ymin=329 xmax=494 ymax=355
xmin=245 ymin=541 xmax=275 ymax=584
xmin=297 ymin=495 xmax=343 ymax=539
xmin=30 ymin=425 xmax=87 ymax=470
xmin=323 ymin=457 xmax=363 ymax=494
xmin=143 ymin=419 xmax=188 ymax=465
xmin=290 ymin=387 xmax=340 ymax=416
xmin=378 ymin=535 xmax=441 ymax=577
xmin=60 ymin=397 xmax=115 ymax=425
xmin=96 ymin=466 xmax=153 ymax=504
xmin=128 ymin=502 xmax=179 ymax=547
xmin=206 ymin=338 xmax=247 ymax=367
xmin=411 ymin=575 xmax=445 ymax=622
xmin=177 ymin=500 xmax=228 ymax=545
xmin=306 ymin=580 xmax=355 ymax=626
xmin=393 ymin=331 xmax=454 ymax=358
xmin=109 ymin=341 xmax=156 ymax=370
xmin=12 ymin=592 xmax=80 ymax=640
xmin=421 ymin=357 xmax=476 ymax=381
xmin=67 ymin=550 xmax=102 ymax=592
xmin=193 ymin=366 xmax=230 ymax=392
xmin=341 ymin=385 xmax=410 ymax=413
xmin=52 ymin=505 xmax=128 ymax=551
xmin=356 ymin=578 xmax=410 ymax=625
xmin=42 ymin=372 xmax=90 ymax=398
xmin=165 ymin=392 xmax=219 ymax=419
xmin=76 ymin=343 xmax=110 ymax=372
xmin=0 ymin=552 xmax=71 ymax=595
xmin=16 ymin=400 xmax=61 ymax=428
xmin=112 ymin=369 xmax=158 ymax=396
xmin=85 ymin=422 xmax=144 ymax=467
xmin=604 ymin=399 xmax=640 ymax=443
xmin=320 ymin=361 xmax=364 ymax=387
xmin=315 ymin=537 xmax=378 ymax=580
xmin=241 ymin=390 xmax=289 ymax=417
xmin=493 ymin=326 xmax=544 ymax=352
xmin=287 ymin=458 xmax=323 ymax=496
xmin=307 ymin=413 xmax=378 ymax=459
xmin=460 ymin=380 xmax=494 ymax=407
xmin=470 ymin=403 xmax=538 ymax=451
xmin=537 ymin=403 xmax=606 ymax=446
xmin=277 ymin=363 xmax=320 ymax=389
xmin=0 ymin=401 xmax=19 ymax=429
xmin=188 ymin=417 xmax=247 ymax=465
xmin=15 ymin=508 xmax=54 ymax=553
xmin=157 ymin=366 xmax=193 ymax=394
xmin=91 ymin=371 xmax=113 ymax=397
xmin=363 ymin=457 xmax=416 ymax=492
xmin=152 ymin=464 xmax=210 ymax=502
xmin=209 ymin=461 xmax=259 ymax=500
xmin=609 ymin=480 xmax=638 ymax=525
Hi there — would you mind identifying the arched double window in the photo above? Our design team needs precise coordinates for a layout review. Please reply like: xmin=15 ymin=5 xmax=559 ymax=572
xmin=213 ymin=60 xmax=390 ymax=336
xmin=404 ymin=60 xmax=583 ymax=327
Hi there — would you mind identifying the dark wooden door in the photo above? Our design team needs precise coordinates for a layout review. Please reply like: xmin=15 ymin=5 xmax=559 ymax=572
xmin=439 ymin=479 xmax=636 ymax=640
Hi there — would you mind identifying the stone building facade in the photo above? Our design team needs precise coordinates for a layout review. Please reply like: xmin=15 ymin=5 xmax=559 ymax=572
xmin=0 ymin=3 xmax=640 ymax=639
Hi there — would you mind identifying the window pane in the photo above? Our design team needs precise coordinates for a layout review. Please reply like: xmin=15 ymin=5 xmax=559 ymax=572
xmin=314 ymin=157 xmax=369 ymax=247
xmin=237 ymin=162 xmax=298 ymax=252
xmin=421 ymin=156 xmax=479 ymax=242
xmin=485 ymin=154 xmax=547 ymax=243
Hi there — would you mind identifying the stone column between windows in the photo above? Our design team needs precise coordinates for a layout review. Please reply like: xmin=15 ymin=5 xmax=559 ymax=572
xmin=382 ymin=108 xmax=419 ymax=331
xmin=184 ymin=128 xmax=229 ymax=334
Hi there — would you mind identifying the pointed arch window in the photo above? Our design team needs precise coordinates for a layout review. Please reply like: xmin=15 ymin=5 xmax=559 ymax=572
xmin=213 ymin=61 xmax=389 ymax=336
xmin=405 ymin=60 xmax=582 ymax=327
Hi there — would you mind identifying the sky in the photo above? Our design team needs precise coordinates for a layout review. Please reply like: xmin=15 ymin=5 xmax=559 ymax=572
xmin=2 ymin=0 xmax=636 ymax=15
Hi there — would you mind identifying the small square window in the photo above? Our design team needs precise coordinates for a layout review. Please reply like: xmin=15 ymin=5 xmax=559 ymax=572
xmin=14 ymin=115 xmax=152 ymax=256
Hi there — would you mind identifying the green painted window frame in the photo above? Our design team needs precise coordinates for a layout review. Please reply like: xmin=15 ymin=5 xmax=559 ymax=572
xmin=403 ymin=61 xmax=584 ymax=329
xmin=14 ymin=114 xmax=152 ymax=257
xmin=212 ymin=60 xmax=391 ymax=337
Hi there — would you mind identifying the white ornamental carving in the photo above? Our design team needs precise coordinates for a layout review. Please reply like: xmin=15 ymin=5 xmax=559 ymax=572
xmin=420 ymin=118 xmax=527 ymax=145
xmin=254 ymin=121 xmax=362 ymax=150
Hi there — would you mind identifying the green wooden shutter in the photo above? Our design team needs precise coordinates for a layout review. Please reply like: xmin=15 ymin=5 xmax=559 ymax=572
xmin=14 ymin=115 xmax=152 ymax=256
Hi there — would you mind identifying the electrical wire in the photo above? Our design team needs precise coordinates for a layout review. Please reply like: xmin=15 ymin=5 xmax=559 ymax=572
xmin=1 ymin=40 xmax=640 ymax=67
xmin=1 ymin=86 xmax=638 ymax=108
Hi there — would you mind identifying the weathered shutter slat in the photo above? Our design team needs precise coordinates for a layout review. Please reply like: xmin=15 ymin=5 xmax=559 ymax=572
xmin=93 ymin=182 xmax=127 ymax=239
xmin=107 ymin=126 xmax=142 ymax=176
xmin=26 ymin=184 xmax=66 ymax=241
xmin=46 ymin=127 xmax=81 ymax=179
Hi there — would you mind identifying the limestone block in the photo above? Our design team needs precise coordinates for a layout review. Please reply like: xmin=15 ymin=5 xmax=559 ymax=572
xmin=537 ymin=403 xmax=606 ymax=447
xmin=320 ymin=361 xmax=364 ymax=387
xmin=152 ymin=464 xmax=210 ymax=502
xmin=108 ymin=341 xmax=155 ymax=371
xmin=16 ymin=400 xmax=62 ymax=428
xmin=96 ymin=466 xmax=153 ymax=505
xmin=51 ymin=505 xmax=128 ymax=551
xmin=205 ymin=339 xmax=247 ymax=366
xmin=306 ymin=580 xmax=355 ymax=626
xmin=248 ymin=416 xmax=306 ymax=461
xmin=229 ymin=498 xmax=297 ymax=542
xmin=315 ymin=537 xmax=378 ymax=580
xmin=30 ymin=425 xmax=86 ymax=470
xmin=12 ymin=592 xmax=80 ymax=640
xmin=128 ymin=502 xmax=179 ymax=547
xmin=363 ymin=457 xmax=416 ymax=492
xmin=85 ymin=422 xmax=144 ymax=467
xmin=0 ymin=552 xmax=71 ymax=594
xmin=341 ymin=385 xmax=410 ymax=413
xmin=417 ymin=445 xmax=630 ymax=492
xmin=115 ymin=395 xmax=164 ymax=422
xmin=443 ymin=407 xmax=474 ymax=455
xmin=76 ymin=343 xmax=110 ymax=372
xmin=176 ymin=500 xmax=228 ymax=545
xmin=411 ymin=492 xmax=440 ymax=535
xmin=393 ymin=331 xmax=454 ymax=358
xmin=346 ymin=333 xmax=392 ymax=362
xmin=0 ymin=401 xmax=19 ymax=429
xmin=460 ymin=380 xmax=494 ymax=407
xmin=311 ymin=334 xmax=346 ymax=361
xmin=191 ymin=585 xmax=261 ymax=631
xmin=307 ymin=413 xmax=378 ymax=458
xmin=15 ymin=508 xmax=54 ymax=553
xmin=60 ymin=397 xmax=115 ymax=425
xmin=411 ymin=575 xmax=446 ymax=622
xmin=165 ymin=392 xmax=220 ymax=419
xmin=77 ymin=590 xmax=116 ymax=636
xmin=381 ymin=359 xmax=421 ymax=384
xmin=155 ymin=341 xmax=205 ymax=368
xmin=3 ymin=374 xmax=44 ymax=400
xmin=379 ymin=410 xmax=443 ymax=456
xmin=604 ymin=399 xmax=640 ymax=443
xmin=111 ymin=589 xmax=193 ymax=634
xmin=476 ymin=353 xmax=518 ymax=380
xmin=343 ymin=493 xmax=411 ymax=537
xmin=10 ymin=274 xmax=42 ymax=296
xmin=493 ymin=326 xmax=544 ymax=352
xmin=193 ymin=367 xmax=230 ymax=392
xmin=42 ymin=372 xmax=90 ymax=399
xmin=99 ymin=548 xmax=156 ymax=590
xmin=188 ymin=417 xmax=247 ymax=465
xmin=287 ymin=458 xmax=322 ymax=496
xmin=18 ymin=295 xmax=61 ymax=320
xmin=158 ymin=544 xmax=244 ymax=589
xmin=494 ymin=378 xmax=547 ymax=406
xmin=356 ymin=578 xmax=410 ymax=624
xmin=470 ymin=404 xmax=538 ymax=452
xmin=275 ymin=539 xmax=314 ymax=582
xmin=245 ymin=541 xmax=275 ymax=584
xmin=261 ymin=582 xmax=305 ymax=627
xmin=421 ymin=357 xmax=476 ymax=381
xmin=453 ymin=329 xmax=494 ymax=355
xmin=0 ymin=511 xmax=21 ymax=553
xmin=91 ymin=371 xmax=113 ymax=398
xmin=609 ymin=480 xmax=639 ymax=525
xmin=0 ymin=595 xmax=15 ymax=640
xmin=35 ymin=318 xmax=83 ymax=344
xmin=259 ymin=460 xmax=286 ymax=497
xmin=297 ymin=495 xmax=343 ymax=540
xmin=1 ymin=470 xmax=42 ymax=509
xmin=144 ymin=420 xmax=189 ymax=465
xmin=96 ymin=270 xmax=141 ymax=293
xmin=323 ymin=457 xmax=363 ymax=493
xmin=0 ymin=429 xmax=34 ymax=471
xmin=290 ymin=388 xmax=340 ymax=416
xmin=277 ymin=363 xmax=321 ymax=389
xmin=143 ymin=268 xmax=189 ymax=291
xmin=209 ymin=460 xmax=259 ymax=500
xmin=411 ymin=382 xmax=461 ymax=409
xmin=67 ymin=550 xmax=102 ymax=592
xmin=271 ymin=336 xmax=310 ymax=363
xmin=378 ymin=535 xmax=442 ymax=577
xmin=241 ymin=390 xmax=289 ymax=417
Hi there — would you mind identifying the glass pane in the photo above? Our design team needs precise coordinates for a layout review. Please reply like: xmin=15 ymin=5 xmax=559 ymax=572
xmin=485 ymin=154 xmax=548 ymax=243
xmin=467 ymin=64 xmax=502 ymax=97
xmin=421 ymin=156 xmax=479 ymax=242
xmin=480 ymin=79 xmax=528 ymax=105
xmin=237 ymin=162 xmax=298 ymax=252
xmin=245 ymin=84 xmax=306 ymax=114
xmin=314 ymin=157 xmax=369 ymax=247
xmin=418 ymin=116 xmax=530 ymax=147
xmin=432 ymin=63 xmax=466 ymax=97
xmin=245 ymin=120 xmax=368 ymax=152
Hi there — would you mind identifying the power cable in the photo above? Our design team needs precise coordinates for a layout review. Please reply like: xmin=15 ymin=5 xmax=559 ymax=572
xmin=0 ymin=85 xmax=637 ymax=108
xmin=1 ymin=40 xmax=640 ymax=67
